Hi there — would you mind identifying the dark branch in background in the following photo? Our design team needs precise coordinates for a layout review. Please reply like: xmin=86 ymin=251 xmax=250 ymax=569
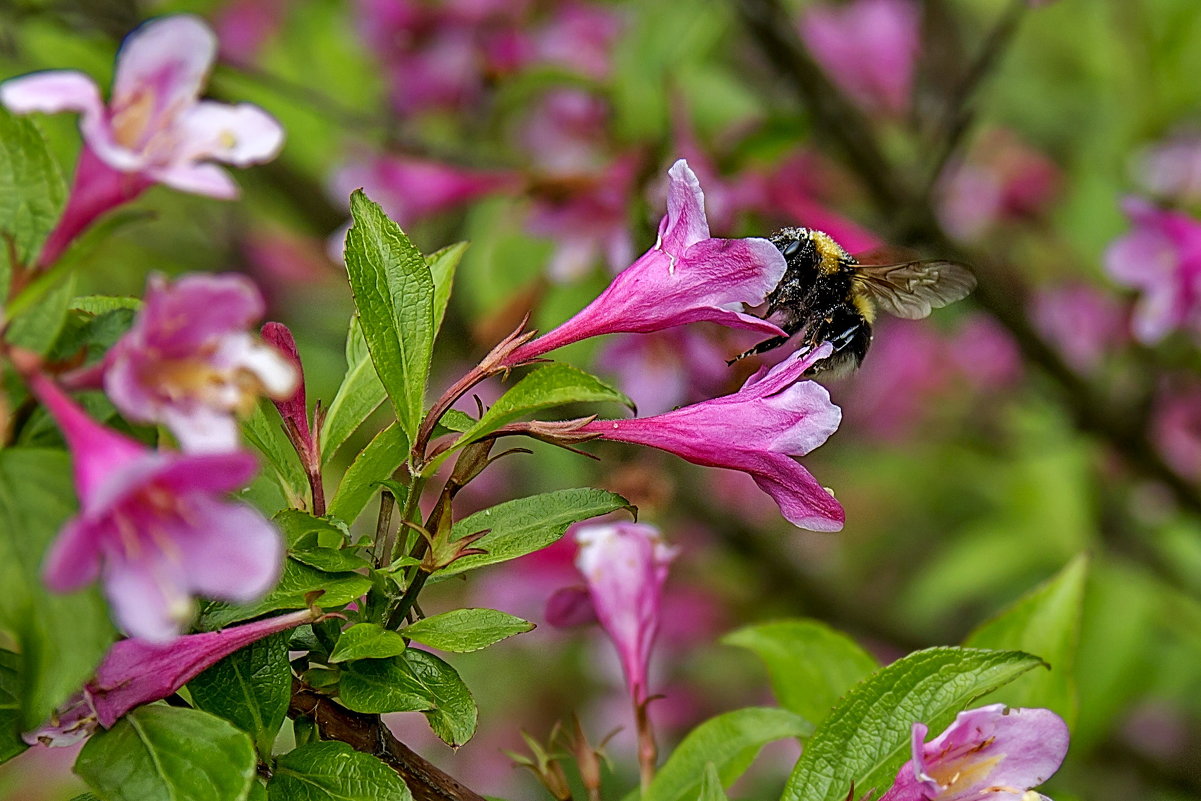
xmin=734 ymin=0 xmax=1201 ymax=528
xmin=288 ymin=682 xmax=489 ymax=801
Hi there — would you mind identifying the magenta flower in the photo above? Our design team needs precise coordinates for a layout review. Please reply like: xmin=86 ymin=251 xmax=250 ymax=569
xmin=25 ymin=608 xmax=317 ymax=746
xmin=596 ymin=329 xmax=730 ymax=417
xmin=799 ymin=0 xmax=919 ymax=116
xmin=104 ymin=273 xmax=297 ymax=453
xmin=1104 ymin=197 xmax=1201 ymax=344
xmin=1032 ymin=283 xmax=1127 ymax=372
xmin=0 ymin=15 xmax=284 ymax=265
xmin=879 ymin=704 xmax=1069 ymax=801
xmin=1136 ymin=133 xmax=1201 ymax=205
xmin=580 ymin=346 xmax=844 ymax=531
xmin=573 ymin=522 xmax=677 ymax=706
xmin=533 ymin=2 xmax=623 ymax=80
xmin=507 ymin=159 xmax=787 ymax=363
xmin=29 ymin=373 xmax=283 ymax=643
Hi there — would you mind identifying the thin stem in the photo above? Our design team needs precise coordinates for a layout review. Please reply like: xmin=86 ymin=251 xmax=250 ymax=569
xmin=634 ymin=698 xmax=657 ymax=793
xmin=412 ymin=366 xmax=487 ymax=465
xmin=371 ymin=491 xmax=397 ymax=569
xmin=307 ymin=465 xmax=326 ymax=517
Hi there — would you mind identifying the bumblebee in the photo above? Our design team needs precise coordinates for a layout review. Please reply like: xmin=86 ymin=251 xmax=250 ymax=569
xmin=736 ymin=227 xmax=978 ymax=376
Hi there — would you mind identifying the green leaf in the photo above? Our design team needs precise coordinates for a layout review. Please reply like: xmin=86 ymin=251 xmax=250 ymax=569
xmin=189 ymin=631 xmax=292 ymax=756
xmin=329 ymin=623 xmax=408 ymax=662
xmin=70 ymin=295 xmax=142 ymax=314
xmin=781 ymin=647 xmax=1045 ymax=801
xmin=243 ymin=401 xmax=309 ymax=508
xmin=6 ymin=273 xmax=76 ymax=355
xmin=427 ymin=241 xmax=467 ymax=336
xmin=453 ymin=364 xmax=632 ymax=448
xmin=320 ymin=315 xmax=388 ymax=463
xmin=431 ymin=409 xmax=476 ymax=439
xmin=328 ymin=423 xmax=409 ymax=524
xmin=340 ymin=650 xmax=478 ymax=746
xmin=644 ymin=708 xmax=813 ymax=801
xmin=697 ymin=763 xmax=728 ymax=801
xmin=0 ymin=650 xmax=27 ymax=764
xmin=432 ymin=489 xmax=634 ymax=578
xmin=0 ymin=449 xmax=114 ymax=729
xmin=200 ymin=560 xmax=371 ymax=629
xmin=269 ymin=741 xmax=412 ymax=801
xmin=964 ymin=554 xmax=1089 ymax=725
xmin=76 ymin=706 xmax=256 ymax=801
xmin=344 ymin=191 xmax=435 ymax=443
xmin=722 ymin=619 xmax=878 ymax=726
xmin=290 ymin=548 xmax=370 ymax=573
xmin=402 ymin=608 xmax=534 ymax=652
xmin=0 ymin=106 xmax=65 ymax=284
xmin=274 ymin=510 xmax=350 ymax=550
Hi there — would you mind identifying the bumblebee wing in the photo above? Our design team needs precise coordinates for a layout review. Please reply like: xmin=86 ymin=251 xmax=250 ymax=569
xmin=851 ymin=259 xmax=977 ymax=319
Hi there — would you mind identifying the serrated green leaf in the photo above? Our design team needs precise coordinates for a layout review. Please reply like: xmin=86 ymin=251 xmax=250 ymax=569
xmin=452 ymin=364 xmax=632 ymax=448
xmin=964 ymin=554 xmax=1088 ymax=725
xmin=781 ymin=647 xmax=1045 ymax=801
xmin=329 ymin=623 xmax=408 ymax=662
xmin=274 ymin=510 xmax=350 ymax=550
xmin=432 ymin=489 xmax=634 ymax=578
xmin=402 ymin=608 xmax=534 ymax=652
xmin=0 ymin=106 xmax=65 ymax=286
xmin=76 ymin=706 xmax=256 ymax=801
xmin=427 ymin=241 xmax=467 ymax=336
xmin=200 ymin=560 xmax=371 ymax=629
xmin=243 ymin=401 xmax=309 ymax=508
xmin=7 ymin=272 xmax=76 ymax=355
xmin=344 ymin=191 xmax=435 ymax=443
xmin=644 ymin=708 xmax=812 ymax=801
xmin=269 ymin=741 xmax=413 ymax=801
xmin=0 ymin=650 xmax=27 ymax=764
xmin=431 ymin=409 xmax=476 ymax=440
xmin=189 ymin=631 xmax=292 ymax=756
xmin=0 ymin=449 xmax=114 ymax=729
xmin=697 ymin=763 xmax=728 ymax=801
xmin=722 ymin=619 xmax=878 ymax=726
xmin=328 ymin=423 xmax=409 ymax=524
xmin=290 ymin=548 xmax=370 ymax=573
xmin=320 ymin=315 xmax=388 ymax=463
xmin=340 ymin=650 xmax=477 ymax=746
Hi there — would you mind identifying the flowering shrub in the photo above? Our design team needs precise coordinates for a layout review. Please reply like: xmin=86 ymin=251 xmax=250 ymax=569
xmin=0 ymin=3 xmax=1196 ymax=801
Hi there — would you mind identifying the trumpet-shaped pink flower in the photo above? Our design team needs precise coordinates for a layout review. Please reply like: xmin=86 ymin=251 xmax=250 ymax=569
xmin=507 ymin=159 xmax=787 ymax=363
xmin=573 ymin=522 xmax=677 ymax=706
xmin=581 ymin=346 xmax=845 ymax=531
xmin=25 ymin=608 xmax=317 ymax=746
xmin=799 ymin=0 xmax=919 ymax=116
xmin=29 ymin=374 xmax=283 ymax=643
xmin=1104 ymin=197 xmax=1201 ymax=344
xmin=0 ymin=15 xmax=284 ymax=265
xmin=879 ymin=704 xmax=1069 ymax=801
xmin=104 ymin=273 xmax=297 ymax=453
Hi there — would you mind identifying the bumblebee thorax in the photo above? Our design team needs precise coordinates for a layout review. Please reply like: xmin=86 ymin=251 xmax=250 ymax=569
xmin=808 ymin=230 xmax=854 ymax=275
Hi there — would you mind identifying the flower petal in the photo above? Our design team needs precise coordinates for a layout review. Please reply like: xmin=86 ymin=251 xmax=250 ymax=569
xmin=161 ymin=404 xmax=242 ymax=454
xmin=156 ymin=450 xmax=260 ymax=494
xmin=42 ymin=517 xmax=104 ymax=592
xmin=174 ymin=497 xmax=283 ymax=602
xmin=748 ymin=453 xmax=845 ymax=532
xmin=0 ymin=70 xmax=103 ymax=117
xmin=657 ymin=159 xmax=710 ymax=255
xmin=103 ymin=555 xmax=193 ymax=643
xmin=177 ymin=100 xmax=284 ymax=166
xmin=147 ymin=161 xmax=239 ymax=198
xmin=112 ymin=15 xmax=217 ymax=116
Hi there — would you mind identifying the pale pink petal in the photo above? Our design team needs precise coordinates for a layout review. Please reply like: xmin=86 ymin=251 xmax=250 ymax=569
xmin=161 ymin=404 xmax=242 ymax=454
xmin=657 ymin=159 xmax=710 ymax=255
xmin=0 ymin=71 xmax=103 ymax=118
xmin=749 ymin=455 xmax=845 ymax=531
xmin=112 ymin=15 xmax=216 ymax=115
xmin=103 ymin=555 xmax=193 ymax=644
xmin=147 ymin=161 xmax=239 ymax=199
xmin=177 ymin=100 xmax=284 ymax=165
xmin=217 ymin=334 xmax=298 ymax=398
xmin=173 ymin=497 xmax=283 ymax=602
xmin=42 ymin=517 xmax=104 ymax=592
xmin=156 ymin=451 xmax=259 ymax=495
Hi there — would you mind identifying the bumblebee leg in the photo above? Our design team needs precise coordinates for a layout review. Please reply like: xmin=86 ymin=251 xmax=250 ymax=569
xmin=727 ymin=334 xmax=791 ymax=364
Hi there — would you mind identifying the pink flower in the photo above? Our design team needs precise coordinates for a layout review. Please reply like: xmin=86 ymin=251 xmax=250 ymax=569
xmin=29 ymin=373 xmax=283 ymax=643
xmin=1152 ymin=378 xmax=1201 ymax=481
xmin=104 ymin=273 xmax=297 ymax=453
xmin=260 ymin=322 xmax=319 ymax=471
xmin=581 ymin=346 xmax=845 ymax=531
xmin=572 ymin=522 xmax=677 ymax=706
xmin=533 ymin=3 xmax=623 ymax=80
xmin=1104 ymin=197 xmax=1201 ymax=344
xmin=799 ymin=0 xmax=919 ymax=116
xmin=596 ymin=328 xmax=730 ymax=417
xmin=331 ymin=153 xmax=518 ymax=230
xmin=214 ymin=0 xmax=289 ymax=65
xmin=25 ymin=608 xmax=317 ymax=747
xmin=1032 ymin=283 xmax=1127 ymax=372
xmin=879 ymin=704 xmax=1069 ymax=801
xmin=759 ymin=152 xmax=883 ymax=253
xmin=1135 ymin=132 xmax=1201 ymax=205
xmin=507 ymin=160 xmax=787 ymax=363
xmin=0 ymin=15 xmax=284 ymax=265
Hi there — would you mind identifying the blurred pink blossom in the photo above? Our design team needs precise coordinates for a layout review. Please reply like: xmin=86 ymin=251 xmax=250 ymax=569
xmin=25 ymin=608 xmax=317 ymax=746
xmin=0 ymin=15 xmax=284 ymax=265
xmin=534 ymin=3 xmax=624 ymax=80
xmin=596 ymin=328 xmax=730 ymax=416
xmin=214 ymin=0 xmax=288 ymax=64
xmin=1105 ymin=197 xmax=1201 ymax=344
xmin=27 ymin=373 xmax=282 ymax=643
xmin=582 ymin=346 xmax=845 ymax=531
xmin=938 ymin=130 xmax=1062 ymax=242
xmin=879 ymin=704 xmax=1069 ymax=801
xmin=1153 ymin=379 xmax=1201 ymax=481
xmin=520 ymin=89 xmax=613 ymax=175
xmin=508 ymin=160 xmax=787 ymax=363
xmin=1032 ymin=283 xmax=1128 ymax=371
xmin=799 ymin=0 xmax=919 ymax=116
xmin=104 ymin=273 xmax=297 ymax=453
xmin=759 ymin=152 xmax=883 ymax=253
xmin=1135 ymin=132 xmax=1201 ymax=205
xmin=948 ymin=313 xmax=1023 ymax=389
